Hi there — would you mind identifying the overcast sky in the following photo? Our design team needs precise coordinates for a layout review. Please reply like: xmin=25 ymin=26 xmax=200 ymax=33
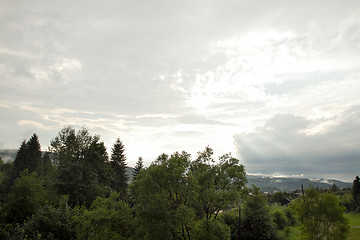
xmin=1 ymin=0 xmax=360 ymax=181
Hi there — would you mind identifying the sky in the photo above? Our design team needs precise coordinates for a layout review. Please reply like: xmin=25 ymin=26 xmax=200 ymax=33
xmin=1 ymin=0 xmax=360 ymax=182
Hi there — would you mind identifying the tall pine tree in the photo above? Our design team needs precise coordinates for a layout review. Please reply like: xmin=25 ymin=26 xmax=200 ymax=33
xmin=14 ymin=140 xmax=29 ymax=174
xmin=352 ymin=176 xmax=360 ymax=207
xmin=14 ymin=133 xmax=42 ymax=174
xmin=132 ymin=157 xmax=144 ymax=180
xmin=27 ymin=133 xmax=42 ymax=172
xmin=110 ymin=138 xmax=128 ymax=199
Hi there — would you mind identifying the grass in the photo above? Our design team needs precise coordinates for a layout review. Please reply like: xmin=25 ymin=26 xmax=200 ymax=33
xmin=345 ymin=213 xmax=360 ymax=240
xmin=286 ymin=213 xmax=360 ymax=240
xmin=287 ymin=225 xmax=301 ymax=240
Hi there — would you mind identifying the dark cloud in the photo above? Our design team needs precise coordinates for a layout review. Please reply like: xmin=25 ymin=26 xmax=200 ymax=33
xmin=234 ymin=106 xmax=360 ymax=181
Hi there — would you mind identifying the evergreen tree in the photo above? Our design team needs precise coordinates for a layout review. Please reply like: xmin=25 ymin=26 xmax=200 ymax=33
xmin=241 ymin=186 xmax=277 ymax=240
xmin=27 ymin=133 xmax=42 ymax=172
xmin=132 ymin=156 xmax=144 ymax=180
xmin=14 ymin=140 xmax=29 ymax=174
xmin=331 ymin=183 xmax=338 ymax=192
xmin=352 ymin=176 xmax=360 ymax=207
xmin=110 ymin=138 xmax=128 ymax=199
xmin=13 ymin=134 xmax=42 ymax=175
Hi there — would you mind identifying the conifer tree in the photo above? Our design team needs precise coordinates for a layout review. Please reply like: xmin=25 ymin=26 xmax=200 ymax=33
xmin=110 ymin=138 xmax=128 ymax=198
xmin=14 ymin=134 xmax=42 ymax=174
xmin=14 ymin=140 xmax=29 ymax=174
xmin=27 ymin=134 xmax=42 ymax=172
xmin=132 ymin=157 xmax=144 ymax=180
xmin=352 ymin=176 xmax=360 ymax=207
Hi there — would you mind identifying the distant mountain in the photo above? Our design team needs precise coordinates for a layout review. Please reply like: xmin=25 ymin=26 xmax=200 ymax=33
xmin=0 ymin=149 xmax=17 ymax=162
xmin=247 ymin=174 xmax=352 ymax=193
xmin=126 ymin=166 xmax=135 ymax=180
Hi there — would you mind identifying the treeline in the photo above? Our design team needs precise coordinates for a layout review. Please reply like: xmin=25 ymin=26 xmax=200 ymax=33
xmin=0 ymin=126 xmax=358 ymax=239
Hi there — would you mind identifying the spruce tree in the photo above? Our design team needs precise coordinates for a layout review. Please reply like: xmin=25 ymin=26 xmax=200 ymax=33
xmin=27 ymin=133 xmax=42 ymax=172
xmin=14 ymin=140 xmax=29 ymax=174
xmin=352 ymin=176 xmax=360 ymax=207
xmin=110 ymin=138 xmax=128 ymax=199
xmin=14 ymin=134 xmax=42 ymax=174
xmin=132 ymin=157 xmax=144 ymax=180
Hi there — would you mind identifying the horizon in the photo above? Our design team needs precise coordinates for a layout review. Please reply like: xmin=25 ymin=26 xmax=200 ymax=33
xmin=0 ymin=146 xmax=356 ymax=183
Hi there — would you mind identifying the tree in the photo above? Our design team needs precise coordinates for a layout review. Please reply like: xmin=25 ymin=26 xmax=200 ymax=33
xmin=130 ymin=151 xmax=196 ymax=240
xmin=189 ymin=147 xmax=247 ymax=220
xmin=292 ymin=187 xmax=349 ymax=240
xmin=110 ymin=138 xmax=128 ymax=199
xmin=74 ymin=192 xmax=133 ymax=240
xmin=13 ymin=140 xmax=29 ymax=174
xmin=241 ymin=186 xmax=278 ymax=240
xmin=132 ymin=156 xmax=144 ymax=180
xmin=352 ymin=176 xmax=360 ymax=208
xmin=19 ymin=196 xmax=76 ymax=239
xmin=331 ymin=183 xmax=338 ymax=192
xmin=1 ymin=170 xmax=48 ymax=224
xmin=195 ymin=217 xmax=231 ymax=240
xmin=49 ymin=126 xmax=110 ymax=206
xmin=14 ymin=134 xmax=42 ymax=175
xmin=27 ymin=133 xmax=42 ymax=172
xmin=0 ymin=160 xmax=15 ymax=197
xmin=131 ymin=147 xmax=247 ymax=240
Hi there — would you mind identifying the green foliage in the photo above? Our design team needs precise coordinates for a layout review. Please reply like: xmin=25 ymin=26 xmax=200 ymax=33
xmin=130 ymin=147 xmax=247 ymax=240
xmin=292 ymin=187 xmax=350 ymax=240
xmin=195 ymin=217 xmax=231 ymax=240
xmin=131 ymin=151 xmax=196 ymax=240
xmin=0 ymin=160 xmax=14 ymax=198
xmin=74 ymin=192 xmax=132 ymax=240
xmin=189 ymin=147 xmax=247 ymax=219
xmin=337 ymin=189 xmax=356 ymax=212
xmin=50 ymin=126 xmax=110 ymax=206
xmin=331 ymin=183 xmax=338 ymax=192
xmin=14 ymin=134 xmax=42 ymax=175
xmin=110 ymin=138 xmax=128 ymax=199
xmin=132 ymin=156 xmax=144 ymax=180
xmin=345 ymin=213 xmax=360 ymax=240
xmin=19 ymin=196 xmax=76 ymax=239
xmin=1 ymin=170 xmax=48 ymax=224
xmin=220 ymin=209 xmax=240 ymax=240
xmin=241 ymin=186 xmax=279 ymax=240
xmin=352 ymin=176 xmax=360 ymax=210
xmin=269 ymin=191 xmax=290 ymax=204
xmin=272 ymin=208 xmax=289 ymax=230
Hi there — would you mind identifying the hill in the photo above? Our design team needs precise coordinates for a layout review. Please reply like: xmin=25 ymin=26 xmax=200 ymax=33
xmin=0 ymin=149 xmax=17 ymax=163
xmin=247 ymin=174 xmax=352 ymax=193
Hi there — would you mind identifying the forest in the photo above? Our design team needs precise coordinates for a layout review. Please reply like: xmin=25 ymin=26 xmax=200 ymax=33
xmin=0 ymin=126 xmax=359 ymax=240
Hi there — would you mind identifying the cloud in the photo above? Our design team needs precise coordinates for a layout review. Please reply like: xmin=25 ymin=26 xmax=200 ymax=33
xmin=1 ymin=0 xmax=360 ymax=170
xmin=234 ymin=106 xmax=360 ymax=181
xmin=17 ymin=120 xmax=55 ymax=130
